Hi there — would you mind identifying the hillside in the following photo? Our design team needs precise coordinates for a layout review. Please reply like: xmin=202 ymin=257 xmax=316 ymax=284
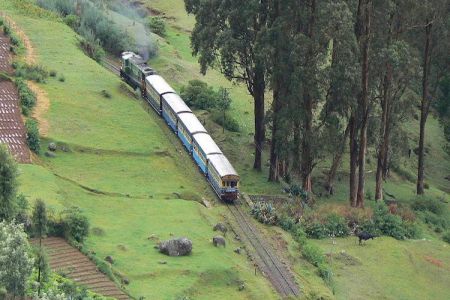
xmin=1 ymin=1 xmax=277 ymax=299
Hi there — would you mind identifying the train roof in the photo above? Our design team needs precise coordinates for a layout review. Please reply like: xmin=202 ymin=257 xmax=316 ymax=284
xmin=145 ymin=75 xmax=175 ymax=96
xmin=178 ymin=113 xmax=207 ymax=134
xmin=193 ymin=132 xmax=222 ymax=155
xmin=208 ymin=154 xmax=239 ymax=178
xmin=162 ymin=93 xmax=192 ymax=114
xmin=122 ymin=52 xmax=154 ymax=74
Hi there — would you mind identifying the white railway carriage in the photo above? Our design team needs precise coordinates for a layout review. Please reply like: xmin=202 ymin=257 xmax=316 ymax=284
xmin=145 ymin=75 xmax=175 ymax=112
xmin=177 ymin=112 xmax=207 ymax=152
xmin=120 ymin=51 xmax=240 ymax=201
xmin=207 ymin=154 xmax=239 ymax=201
xmin=192 ymin=132 xmax=222 ymax=174
xmin=161 ymin=93 xmax=192 ymax=132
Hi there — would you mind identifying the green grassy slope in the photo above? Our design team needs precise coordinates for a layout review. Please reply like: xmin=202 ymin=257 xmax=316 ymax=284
xmin=2 ymin=1 xmax=277 ymax=298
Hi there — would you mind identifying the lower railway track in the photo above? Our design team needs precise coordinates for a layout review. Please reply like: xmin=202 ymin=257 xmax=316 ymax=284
xmin=228 ymin=201 xmax=300 ymax=298
xmin=101 ymin=56 xmax=300 ymax=298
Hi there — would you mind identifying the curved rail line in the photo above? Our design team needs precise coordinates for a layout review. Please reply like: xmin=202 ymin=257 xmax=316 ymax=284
xmin=227 ymin=202 xmax=300 ymax=297
xmin=101 ymin=56 xmax=300 ymax=298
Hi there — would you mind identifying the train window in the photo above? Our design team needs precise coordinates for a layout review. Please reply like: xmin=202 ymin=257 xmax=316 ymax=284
xmin=231 ymin=181 xmax=237 ymax=187
xmin=222 ymin=181 xmax=225 ymax=186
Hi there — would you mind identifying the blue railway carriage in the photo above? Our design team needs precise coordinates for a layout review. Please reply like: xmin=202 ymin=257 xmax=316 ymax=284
xmin=161 ymin=93 xmax=192 ymax=132
xmin=192 ymin=132 xmax=222 ymax=174
xmin=207 ymin=154 xmax=240 ymax=201
xmin=177 ymin=112 xmax=207 ymax=152
xmin=120 ymin=52 xmax=154 ymax=90
xmin=145 ymin=75 xmax=175 ymax=113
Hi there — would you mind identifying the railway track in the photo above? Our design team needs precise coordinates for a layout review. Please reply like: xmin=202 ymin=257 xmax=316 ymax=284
xmin=101 ymin=55 xmax=300 ymax=298
xmin=227 ymin=202 xmax=300 ymax=298
xmin=102 ymin=57 xmax=121 ymax=75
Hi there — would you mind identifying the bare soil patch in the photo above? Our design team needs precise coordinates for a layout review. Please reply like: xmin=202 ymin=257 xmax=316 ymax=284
xmin=28 ymin=81 xmax=50 ymax=136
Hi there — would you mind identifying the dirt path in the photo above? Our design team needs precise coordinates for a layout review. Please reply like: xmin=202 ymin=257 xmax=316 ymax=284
xmin=1 ymin=14 xmax=37 ymax=64
xmin=28 ymin=81 xmax=50 ymax=137
xmin=31 ymin=237 xmax=129 ymax=300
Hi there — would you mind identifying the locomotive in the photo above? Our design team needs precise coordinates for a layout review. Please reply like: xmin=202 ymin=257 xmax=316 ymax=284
xmin=120 ymin=52 xmax=239 ymax=202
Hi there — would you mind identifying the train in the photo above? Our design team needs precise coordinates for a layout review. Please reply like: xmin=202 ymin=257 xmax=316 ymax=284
xmin=119 ymin=51 xmax=240 ymax=202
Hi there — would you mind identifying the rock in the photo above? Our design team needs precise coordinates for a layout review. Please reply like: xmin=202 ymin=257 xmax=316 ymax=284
xmin=202 ymin=198 xmax=212 ymax=208
xmin=105 ymin=255 xmax=114 ymax=264
xmin=234 ymin=235 xmax=241 ymax=241
xmin=159 ymin=237 xmax=192 ymax=256
xmin=238 ymin=283 xmax=245 ymax=291
xmin=213 ymin=223 xmax=227 ymax=235
xmin=48 ymin=142 xmax=57 ymax=152
xmin=234 ymin=248 xmax=241 ymax=254
xmin=44 ymin=151 xmax=56 ymax=158
xmin=122 ymin=278 xmax=130 ymax=285
xmin=213 ymin=236 xmax=226 ymax=247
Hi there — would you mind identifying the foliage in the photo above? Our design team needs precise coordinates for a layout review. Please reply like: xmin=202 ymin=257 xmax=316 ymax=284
xmin=26 ymin=119 xmax=41 ymax=153
xmin=180 ymin=80 xmax=218 ymax=110
xmin=302 ymin=212 xmax=350 ymax=239
xmin=147 ymin=16 xmax=166 ymax=37
xmin=16 ymin=78 xmax=37 ymax=115
xmin=324 ymin=214 xmax=350 ymax=237
xmin=14 ymin=63 xmax=49 ymax=83
xmin=32 ymin=199 xmax=48 ymax=240
xmin=0 ymin=221 xmax=34 ymax=297
xmin=34 ymin=246 xmax=50 ymax=290
xmin=211 ymin=111 xmax=240 ymax=132
xmin=373 ymin=203 xmax=412 ymax=240
xmin=251 ymin=202 xmax=277 ymax=225
xmin=62 ymin=207 xmax=89 ymax=243
xmin=411 ymin=196 xmax=446 ymax=215
xmin=0 ymin=145 xmax=18 ymax=221
xmin=443 ymin=231 xmax=450 ymax=244
xmin=78 ymin=32 xmax=105 ymax=62
xmin=411 ymin=196 xmax=448 ymax=233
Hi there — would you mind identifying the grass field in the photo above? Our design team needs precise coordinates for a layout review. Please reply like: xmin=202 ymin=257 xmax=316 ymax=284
xmin=2 ymin=1 xmax=278 ymax=298
xmin=4 ymin=0 xmax=449 ymax=299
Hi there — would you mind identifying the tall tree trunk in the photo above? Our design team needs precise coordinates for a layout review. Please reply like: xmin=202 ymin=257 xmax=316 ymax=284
xmin=375 ymin=66 xmax=392 ymax=201
xmin=269 ymin=88 xmax=280 ymax=182
xmin=327 ymin=123 xmax=350 ymax=195
xmin=301 ymin=92 xmax=314 ymax=200
xmin=356 ymin=0 xmax=371 ymax=208
xmin=253 ymin=68 xmax=265 ymax=171
xmin=417 ymin=21 xmax=432 ymax=195
xmin=349 ymin=114 xmax=358 ymax=207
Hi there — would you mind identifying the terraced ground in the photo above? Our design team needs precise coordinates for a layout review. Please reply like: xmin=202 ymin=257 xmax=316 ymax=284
xmin=31 ymin=237 xmax=128 ymax=300
xmin=0 ymin=31 xmax=31 ymax=163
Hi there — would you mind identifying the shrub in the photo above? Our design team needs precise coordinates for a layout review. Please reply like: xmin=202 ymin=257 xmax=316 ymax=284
xmin=15 ymin=78 xmax=36 ymax=115
xmin=251 ymin=202 xmax=278 ymax=225
xmin=443 ymin=231 xmax=450 ymax=244
xmin=79 ymin=32 xmax=105 ymax=62
xmin=279 ymin=215 xmax=295 ymax=232
xmin=325 ymin=214 xmax=350 ymax=237
xmin=411 ymin=196 xmax=446 ymax=215
xmin=25 ymin=119 xmax=40 ymax=153
xmin=58 ymin=74 xmax=65 ymax=82
xmin=303 ymin=220 xmax=328 ymax=239
xmin=63 ymin=207 xmax=89 ymax=243
xmin=3 ymin=24 xmax=11 ymax=35
xmin=211 ymin=111 xmax=240 ymax=132
xmin=101 ymin=90 xmax=111 ymax=98
xmin=14 ymin=63 xmax=49 ymax=83
xmin=147 ymin=16 xmax=167 ymax=37
xmin=49 ymin=70 xmax=57 ymax=77
xmin=291 ymin=224 xmax=307 ymax=245
xmin=373 ymin=203 xmax=406 ymax=239
xmin=302 ymin=243 xmax=325 ymax=267
xmin=402 ymin=221 xmax=422 ymax=239
xmin=64 ymin=14 xmax=80 ymax=29
xmin=180 ymin=80 xmax=218 ymax=110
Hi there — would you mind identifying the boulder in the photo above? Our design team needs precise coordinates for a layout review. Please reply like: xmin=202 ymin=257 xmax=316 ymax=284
xmin=213 ymin=223 xmax=227 ymax=235
xmin=213 ymin=236 xmax=226 ymax=247
xmin=159 ymin=237 xmax=192 ymax=256
xmin=234 ymin=248 xmax=241 ymax=254
xmin=44 ymin=151 xmax=56 ymax=158
xmin=48 ymin=142 xmax=57 ymax=152
xmin=105 ymin=255 xmax=114 ymax=264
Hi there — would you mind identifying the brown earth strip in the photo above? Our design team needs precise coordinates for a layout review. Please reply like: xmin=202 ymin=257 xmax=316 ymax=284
xmin=28 ymin=81 xmax=49 ymax=137
xmin=31 ymin=237 xmax=129 ymax=300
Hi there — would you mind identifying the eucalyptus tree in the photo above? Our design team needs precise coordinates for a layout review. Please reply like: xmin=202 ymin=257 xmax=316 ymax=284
xmin=412 ymin=0 xmax=450 ymax=194
xmin=184 ymin=0 xmax=269 ymax=170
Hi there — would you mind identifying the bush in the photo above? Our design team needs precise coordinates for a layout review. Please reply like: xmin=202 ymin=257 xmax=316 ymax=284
xmin=14 ymin=63 xmax=49 ymax=83
xmin=303 ymin=220 xmax=329 ymax=239
xmin=180 ymin=80 xmax=218 ymax=110
xmin=279 ymin=215 xmax=295 ymax=232
xmin=63 ymin=207 xmax=89 ymax=243
xmin=15 ymin=78 xmax=36 ymax=115
xmin=79 ymin=32 xmax=105 ymax=62
xmin=325 ymin=214 xmax=350 ymax=237
xmin=251 ymin=202 xmax=278 ymax=225
xmin=49 ymin=70 xmax=57 ymax=77
xmin=302 ymin=243 xmax=325 ymax=267
xmin=373 ymin=203 xmax=406 ymax=240
xmin=64 ymin=14 xmax=80 ymax=29
xmin=147 ymin=16 xmax=166 ymax=37
xmin=211 ymin=111 xmax=240 ymax=132
xmin=25 ymin=119 xmax=40 ymax=153
xmin=58 ymin=74 xmax=65 ymax=82
xmin=101 ymin=90 xmax=111 ymax=98
xmin=411 ymin=196 xmax=446 ymax=215
xmin=291 ymin=224 xmax=307 ymax=245
xmin=443 ymin=231 xmax=450 ymax=244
